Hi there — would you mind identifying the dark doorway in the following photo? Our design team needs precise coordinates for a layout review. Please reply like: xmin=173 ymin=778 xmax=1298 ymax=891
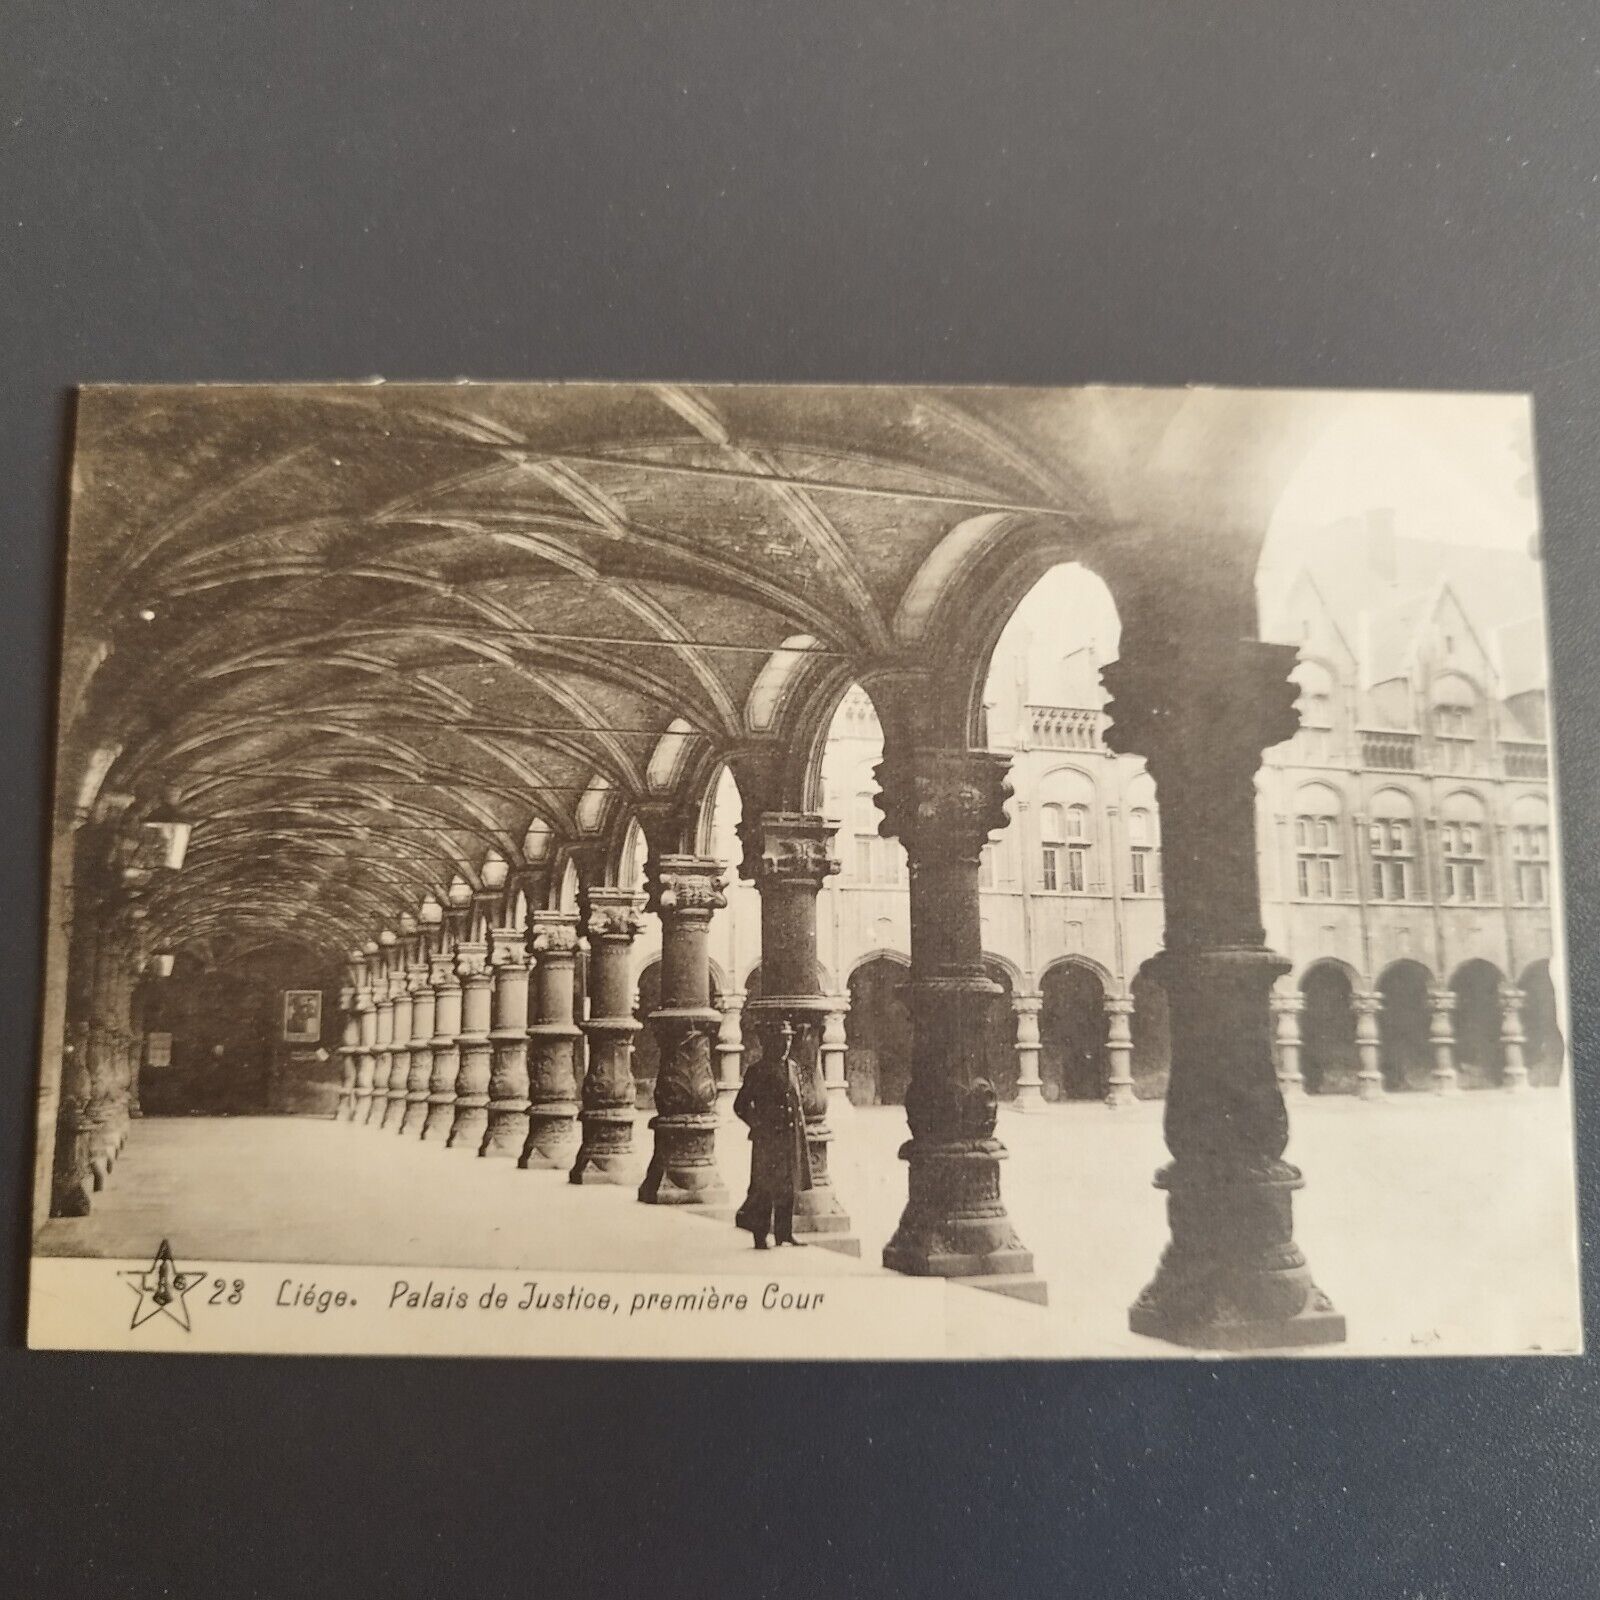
xmin=845 ymin=956 xmax=912 ymax=1105
xmin=1300 ymin=963 xmax=1358 ymax=1095
xmin=1452 ymin=959 xmax=1505 ymax=1088
xmin=1377 ymin=960 xmax=1432 ymax=1092
xmin=1040 ymin=962 xmax=1109 ymax=1101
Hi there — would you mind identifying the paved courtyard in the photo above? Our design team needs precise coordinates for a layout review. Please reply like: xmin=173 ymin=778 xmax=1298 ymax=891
xmin=37 ymin=1090 xmax=1583 ymax=1358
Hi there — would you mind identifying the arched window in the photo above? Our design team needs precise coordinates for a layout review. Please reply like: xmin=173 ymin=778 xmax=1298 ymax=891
xmin=1441 ymin=791 xmax=1491 ymax=904
xmin=1292 ymin=660 xmax=1337 ymax=762
xmin=1127 ymin=807 xmax=1160 ymax=895
xmin=1369 ymin=788 xmax=1417 ymax=902
xmin=1432 ymin=674 xmax=1478 ymax=773
xmin=1510 ymin=794 xmax=1550 ymax=906
xmin=1293 ymin=782 xmax=1342 ymax=899
xmin=1040 ymin=803 xmax=1065 ymax=892
xmin=1038 ymin=770 xmax=1097 ymax=893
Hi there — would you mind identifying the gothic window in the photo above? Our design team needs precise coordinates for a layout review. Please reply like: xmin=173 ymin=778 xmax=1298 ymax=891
xmin=1440 ymin=791 xmax=1491 ymax=904
xmin=1431 ymin=674 xmax=1478 ymax=774
xmin=1511 ymin=795 xmax=1550 ymax=906
xmin=1293 ymin=782 xmax=1342 ymax=899
xmin=1039 ymin=770 xmax=1097 ymax=893
xmin=1368 ymin=788 xmax=1417 ymax=902
xmin=1040 ymin=803 xmax=1064 ymax=892
xmin=1128 ymin=806 xmax=1160 ymax=895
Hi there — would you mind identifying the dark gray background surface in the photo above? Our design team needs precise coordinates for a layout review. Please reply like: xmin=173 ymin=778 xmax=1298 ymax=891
xmin=3 ymin=4 xmax=1597 ymax=1595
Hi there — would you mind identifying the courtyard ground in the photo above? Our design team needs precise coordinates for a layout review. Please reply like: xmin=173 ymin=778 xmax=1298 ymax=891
xmin=35 ymin=1089 xmax=1583 ymax=1358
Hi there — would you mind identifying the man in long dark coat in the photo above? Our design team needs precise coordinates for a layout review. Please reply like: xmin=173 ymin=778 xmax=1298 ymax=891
xmin=733 ymin=1021 xmax=814 ymax=1249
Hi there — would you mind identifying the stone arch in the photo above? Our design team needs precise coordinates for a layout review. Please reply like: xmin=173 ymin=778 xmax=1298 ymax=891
xmin=1298 ymin=959 xmax=1359 ymax=1095
xmin=1451 ymin=957 xmax=1505 ymax=1088
xmin=845 ymin=952 xmax=912 ymax=1106
xmin=1039 ymin=958 xmax=1110 ymax=1102
xmin=1377 ymin=958 xmax=1434 ymax=1092
xmin=1520 ymin=959 xmax=1564 ymax=1086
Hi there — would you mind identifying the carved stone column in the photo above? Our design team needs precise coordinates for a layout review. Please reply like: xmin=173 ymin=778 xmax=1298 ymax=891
xmin=420 ymin=949 xmax=461 ymax=1142
xmin=1104 ymin=994 xmax=1136 ymax=1108
xmin=336 ymin=976 xmax=360 ymax=1120
xmin=352 ymin=965 xmax=378 ymax=1124
xmin=521 ymin=911 xmax=582 ymax=1168
xmin=1010 ymin=994 xmax=1045 ymax=1111
xmin=1102 ymin=638 xmax=1343 ymax=1348
xmin=874 ymin=749 xmax=1038 ymax=1296
xmin=1354 ymin=992 xmax=1385 ymax=1100
xmin=381 ymin=970 xmax=414 ymax=1130
xmin=1499 ymin=982 xmax=1530 ymax=1093
xmin=446 ymin=941 xmax=492 ymax=1150
xmin=713 ymin=990 xmax=746 ymax=1120
xmin=481 ymin=930 xmax=531 ymax=1159
xmin=638 ymin=855 xmax=728 ymax=1206
xmin=736 ymin=812 xmax=855 ymax=1250
xmin=1429 ymin=988 xmax=1459 ymax=1095
xmin=821 ymin=996 xmax=852 ymax=1117
xmin=368 ymin=973 xmax=395 ymax=1127
xmin=1270 ymin=991 xmax=1305 ymax=1099
xmin=401 ymin=962 xmax=435 ymax=1135
xmin=571 ymin=888 xmax=644 ymax=1184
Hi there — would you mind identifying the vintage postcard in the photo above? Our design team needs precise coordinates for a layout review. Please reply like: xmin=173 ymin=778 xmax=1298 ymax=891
xmin=27 ymin=382 xmax=1581 ymax=1359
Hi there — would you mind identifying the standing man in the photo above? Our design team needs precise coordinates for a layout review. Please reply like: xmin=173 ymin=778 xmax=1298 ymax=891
xmin=733 ymin=1022 xmax=813 ymax=1249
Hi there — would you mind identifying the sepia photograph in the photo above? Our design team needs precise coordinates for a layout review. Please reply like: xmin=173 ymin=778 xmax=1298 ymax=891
xmin=27 ymin=381 xmax=1581 ymax=1359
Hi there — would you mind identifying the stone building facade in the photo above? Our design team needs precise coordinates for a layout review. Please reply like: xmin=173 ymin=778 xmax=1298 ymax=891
xmin=649 ymin=527 xmax=1561 ymax=1109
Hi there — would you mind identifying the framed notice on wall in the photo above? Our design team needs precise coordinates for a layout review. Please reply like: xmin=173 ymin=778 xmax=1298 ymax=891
xmin=145 ymin=1032 xmax=171 ymax=1068
xmin=281 ymin=991 xmax=322 ymax=1044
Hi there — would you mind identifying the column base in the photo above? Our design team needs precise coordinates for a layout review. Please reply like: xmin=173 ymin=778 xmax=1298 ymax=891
xmin=1503 ymin=1066 xmax=1531 ymax=1093
xmin=638 ymin=1114 xmax=728 ymax=1206
xmin=1276 ymin=1076 xmax=1306 ymax=1101
xmin=1104 ymin=1080 xmax=1137 ymax=1110
xmin=446 ymin=1105 xmax=488 ymax=1150
xmin=1127 ymin=1158 xmax=1346 ymax=1352
xmin=519 ymin=1108 xmax=578 ymax=1169
xmin=418 ymin=1101 xmax=455 ymax=1142
xmin=399 ymin=1098 xmax=429 ymax=1136
xmin=1431 ymin=1068 xmax=1459 ymax=1095
xmin=380 ymin=1095 xmax=408 ymax=1130
xmin=1010 ymin=1081 xmax=1047 ymax=1113
xmin=349 ymin=1094 xmax=372 ymax=1124
xmin=569 ymin=1110 xmax=639 ymax=1185
xmin=715 ymin=1082 xmax=741 ymax=1122
xmin=1356 ymin=1073 xmax=1386 ymax=1102
xmin=881 ymin=1137 xmax=1041 ymax=1292
xmin=825 ymin=1082 xmax=854 ymax=1118
xmin=481 ymin=1107 xmax=530 ymax=1159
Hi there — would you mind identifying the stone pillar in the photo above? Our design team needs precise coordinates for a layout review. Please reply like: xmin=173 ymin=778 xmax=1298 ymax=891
xmin=352 ymin=966 xmax=377 ymax=1124
xmin=737 ymin=812 xmax=855 ymax=1250
xmin=481 ymin=930 xmax=531 ymax=1159
xmin=713 ymin=990 xmax=746 ymax=1120
xmin=82 ymin=934 xmax=125 ymax=1184
xmin=874 ymin=749 xmax=1038 ymax=1296
xmin=1499 ymin=982 xmax=1530 ymax=1093
xmin=420 ymin=950 xmax=461 ymax=1142
xmin=521 ymin=911 xmax=582 ymax=1168
xmin=401 ymin=962 xmax=435 ymax=1135
xmin=638 ymin=854 xmax=728 ymax=1206
xmin=571 ymin=888 xmax=645 ymax=1184
xmin=368 ymin=972 xmax=395 ymax=1127
xmin=821 ymin=996 xmax=852 ymax=1117
xmin=1429 ymin=988 xmax=1459 ymax=1095
xmin=1354 ymin=992 xmax=1385 ymax=1101
xmin=1010 ymin=994 xmax=1046 ymax=1112
xmin=1101 ymin=638 xmax=1343 ymax=1348
xmin=446 ymin=941 xmax=492 ymax=1150
xmin=1104 ymin=994 xmax=1137 ymax=1108
xmin=1271 ymin=990 xmax=1305 ymax=1099
xmin=381 ymin=971 xmax=414 ymax=1130
xmin=335 ymin=977 xmax=360 ymax=1120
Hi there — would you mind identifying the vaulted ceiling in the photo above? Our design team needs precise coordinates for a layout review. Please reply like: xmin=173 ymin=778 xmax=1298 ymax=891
xmin=58 ymin=382 xmax=1338 ymax=962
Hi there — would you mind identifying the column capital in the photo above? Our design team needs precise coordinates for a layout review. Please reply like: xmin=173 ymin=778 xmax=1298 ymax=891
xmin=1353 ymin=990 xmax=1383 ymax=1017
xmin=737 ymin=811 xmax=841 ymax=888
xmin=528 ymin=909 xmax=580 ymax=957
xmin=645 ymin=854 xmax=727 ymax=920
xmin=454 ymin=940 xmax=490 ymax=980
xmin=1270 ymin=990 xmax=1306 ymax=1016
xmin=1428 ymin=987 xmax=1456 ymax=1013
xmin=428 ymin=953 xmax=457 ymax=988
xmin=1103 ymin=993 xmax=1136 ymax=1020
xmin=1101 ymin=638 xmax=1300 ymax=777
xmin=581 ymin=887 xmax=644 ymax=943
xmin=488 ymin=929 xmax=529 ymax=969
xmin=1498 ymin=981 xmax=1526 ymax=1010
xmin=873 ymin=747 xmax=1013 ymax=861
xmin=1010 ymin=993 xmax=1044 ymax=1017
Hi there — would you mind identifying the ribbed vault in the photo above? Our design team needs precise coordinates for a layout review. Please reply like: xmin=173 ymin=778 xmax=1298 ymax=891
xmin=58 ymin=382 xmax=1341 ymax=962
